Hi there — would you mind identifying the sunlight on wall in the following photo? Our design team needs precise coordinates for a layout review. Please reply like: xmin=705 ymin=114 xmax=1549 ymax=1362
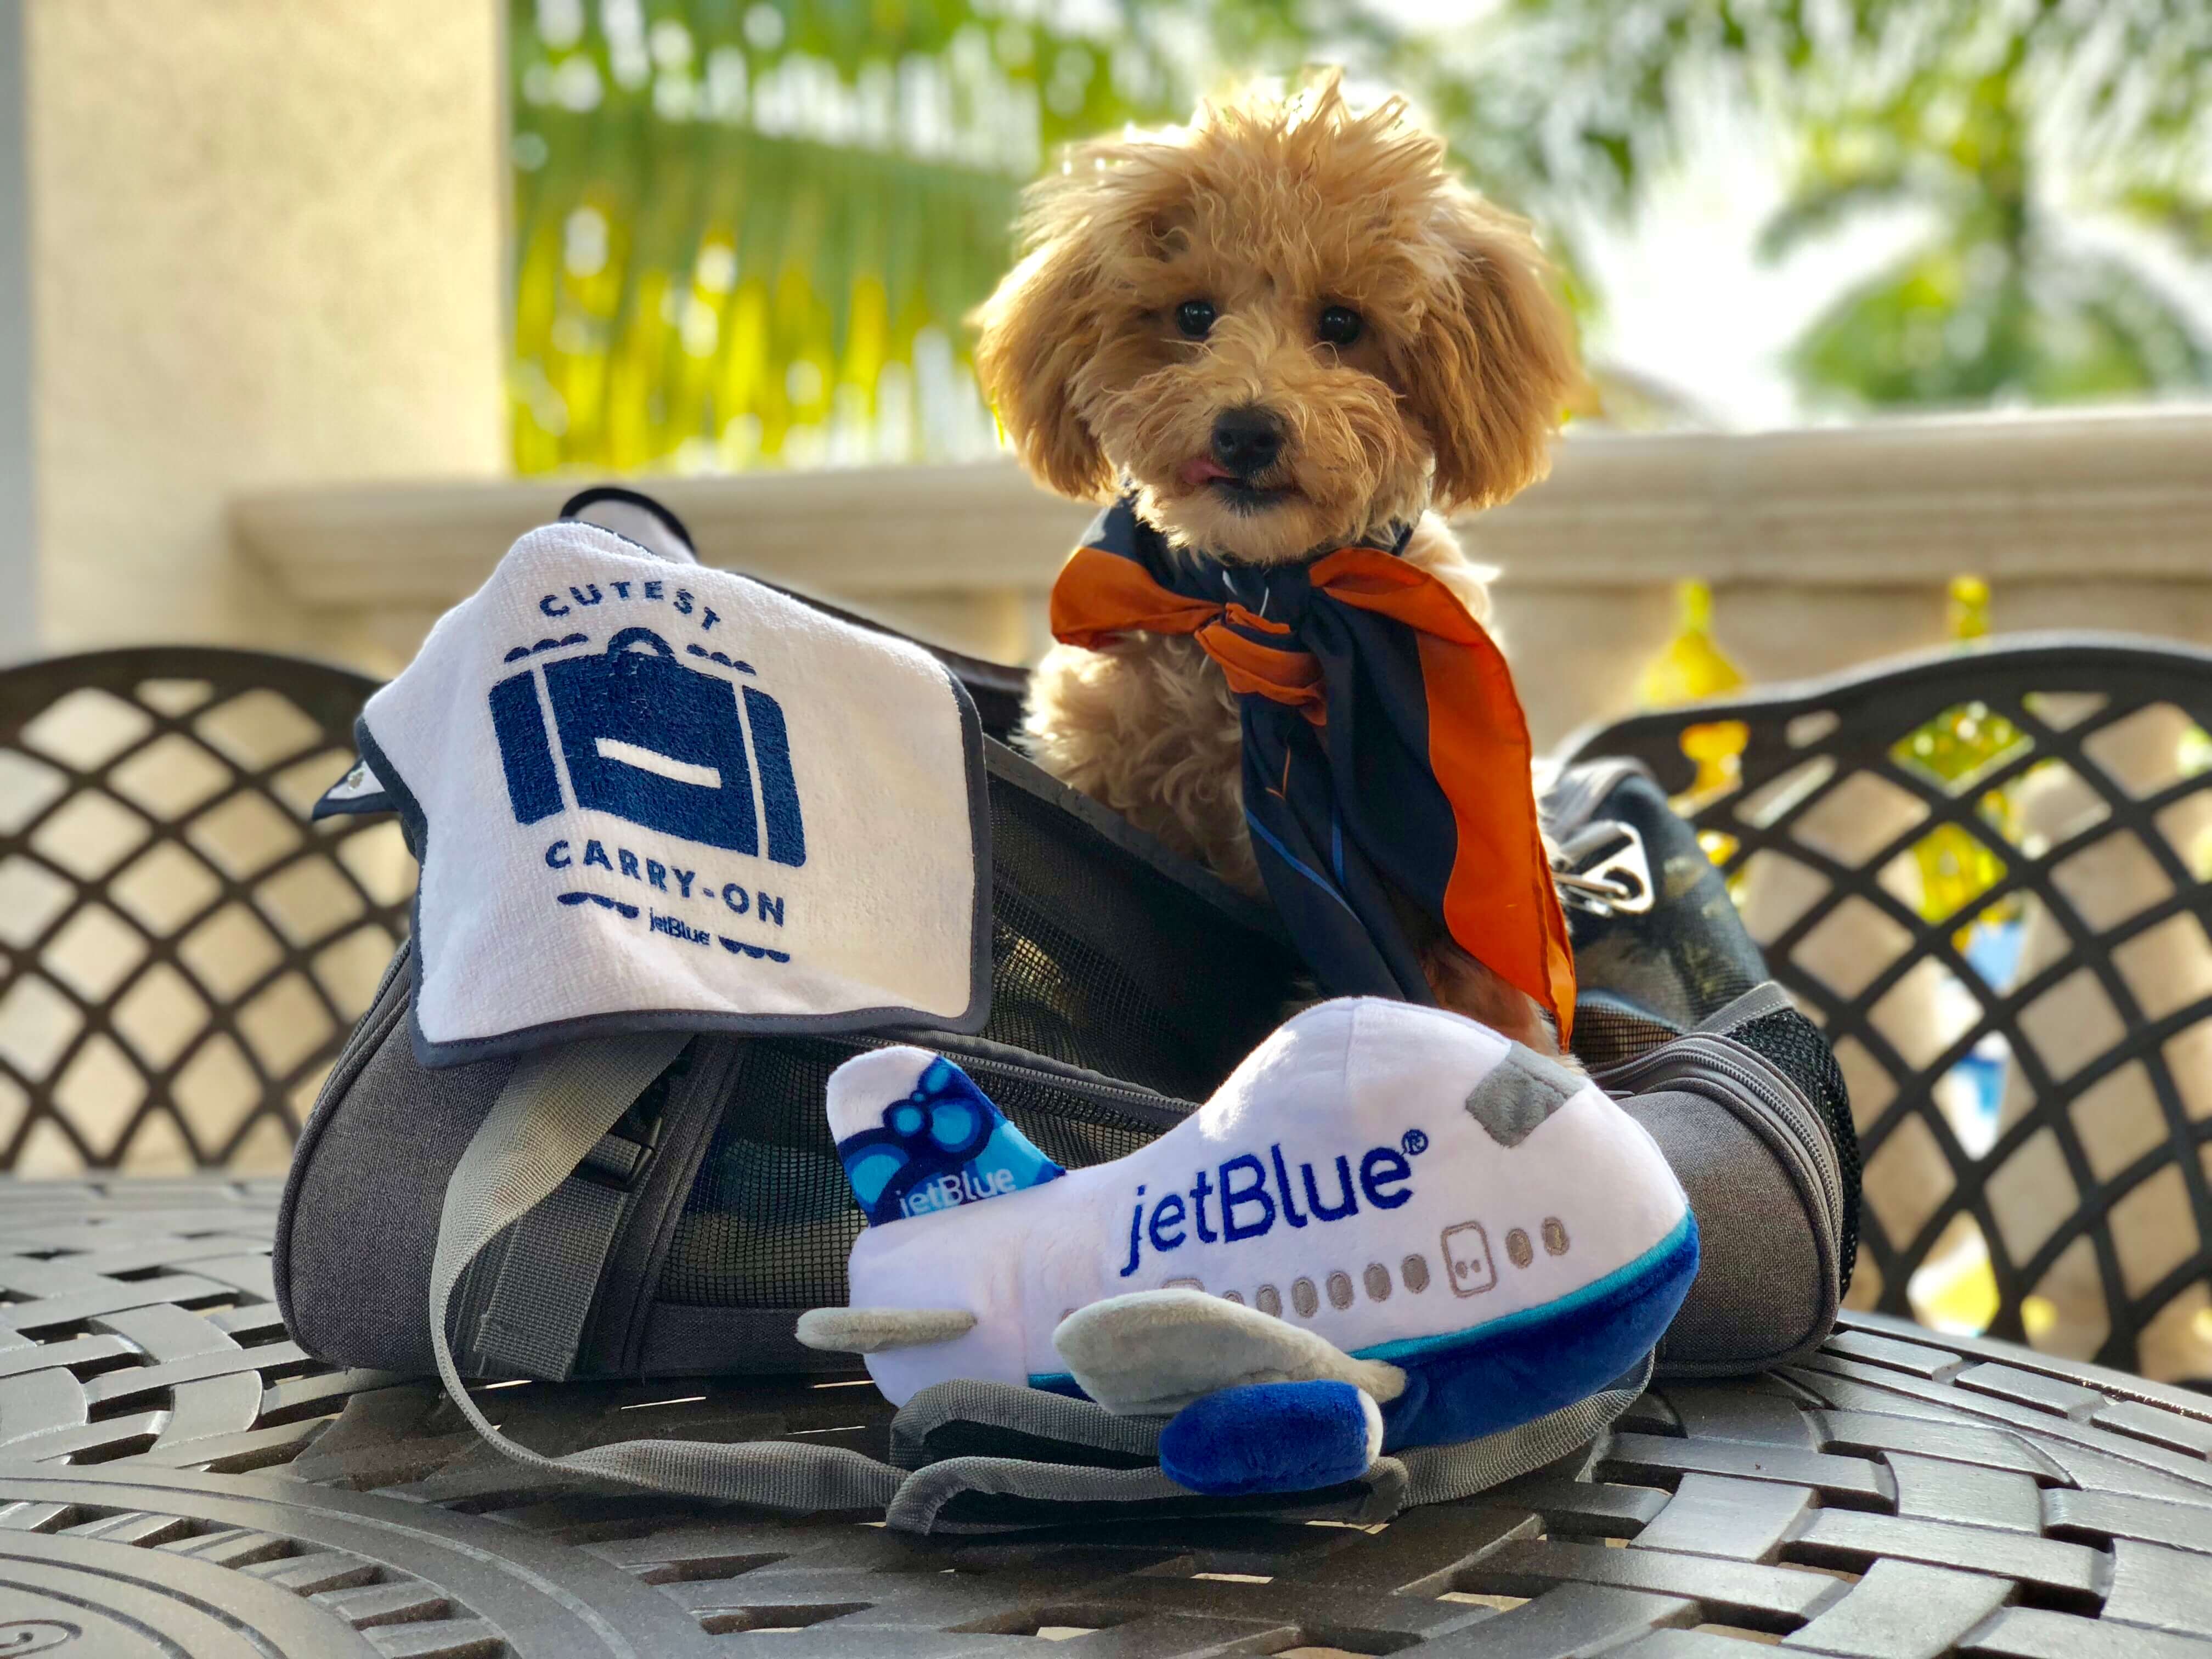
xmin=25 ymin=0 xmax=506 ymax=658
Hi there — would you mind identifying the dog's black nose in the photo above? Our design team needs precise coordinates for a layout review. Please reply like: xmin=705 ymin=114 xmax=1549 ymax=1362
xmin=1210 ymin=407 xmax=1283 ymax=479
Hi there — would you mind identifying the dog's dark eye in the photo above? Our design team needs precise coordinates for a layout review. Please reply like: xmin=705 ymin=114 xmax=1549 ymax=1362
xmin=1175 ymin=299 xmax=1216 ymax=340
xmin=1317 ymin=305 xmax=1363 ymax=346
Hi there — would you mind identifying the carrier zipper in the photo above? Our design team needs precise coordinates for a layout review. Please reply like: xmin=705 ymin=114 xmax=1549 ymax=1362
xmin=958 ymin=1058 xmax=1194 ymax=1131
xmin=837 ymin=1032 xmax=1199 ymax=1133
xmin=1598 ymin=1032 xmax=1846 ymax=1262
xmin=1601 ymin=1033 xmax=1843 ymax=1229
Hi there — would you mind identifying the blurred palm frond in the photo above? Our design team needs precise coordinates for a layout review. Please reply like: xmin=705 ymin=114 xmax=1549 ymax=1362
xmin=511 ymin=0 xmax=2212 ymax=471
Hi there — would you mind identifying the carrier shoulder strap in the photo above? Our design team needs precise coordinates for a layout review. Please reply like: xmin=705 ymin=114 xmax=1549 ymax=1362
xmin=427 ymin=1032 xmax=904 ymax=1513
xmin=425 ymin=1034 xmax=1645 ymax=1523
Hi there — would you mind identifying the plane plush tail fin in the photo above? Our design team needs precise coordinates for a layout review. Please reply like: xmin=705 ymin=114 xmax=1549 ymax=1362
xmin=827 ymin=1046 xmax=1065 ymax=1226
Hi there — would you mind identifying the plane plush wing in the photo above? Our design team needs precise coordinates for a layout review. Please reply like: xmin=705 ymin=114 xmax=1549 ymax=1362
xmin=1052 ymin=1287 xmax=1407 ymax=1418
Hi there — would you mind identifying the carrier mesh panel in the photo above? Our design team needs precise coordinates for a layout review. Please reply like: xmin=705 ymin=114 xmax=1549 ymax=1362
xmin=978 ymin=764 xmax=1297 ymax=1097
xmin=663 ymin=1037 xmax=1175 ymax=1306
xmin=659 ymin=749 xmax=1302 ymax=1309
xmin=1564 ymin=769 xmax=1764 ymax=1039
xmin=1570 ymin=995 xmax=1689 ymax=1073
xmin=1733 ymin=1008 xmax=1862 ymax=1294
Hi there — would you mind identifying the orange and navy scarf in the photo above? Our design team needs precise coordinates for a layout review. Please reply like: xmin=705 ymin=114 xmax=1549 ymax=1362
xmin=1050 ymin=497 xmax=1575 ymax=1043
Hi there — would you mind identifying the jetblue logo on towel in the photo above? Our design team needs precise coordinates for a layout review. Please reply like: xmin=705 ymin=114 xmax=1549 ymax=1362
xmin=489 ymin=625 xmax=805 ymax=865
xmin=1118 ymin=1135 xmax=1423 ymax=1278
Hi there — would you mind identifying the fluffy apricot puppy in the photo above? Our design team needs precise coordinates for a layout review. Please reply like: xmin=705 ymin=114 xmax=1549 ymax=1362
xmin=975 ymin=76 xmax=1581 ymax=1049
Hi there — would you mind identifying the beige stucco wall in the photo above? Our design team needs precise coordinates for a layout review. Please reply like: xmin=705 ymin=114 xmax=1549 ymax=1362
xmin=25 ymin=0 xmax=506 ymax=658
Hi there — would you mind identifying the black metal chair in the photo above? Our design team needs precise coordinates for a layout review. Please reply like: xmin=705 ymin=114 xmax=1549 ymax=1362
xmin=1567 ymin=634 xmax=2212 ymax=1379
xmin=0 ymin=648 xmax=410 ymax=1173
xmin=12 ymin=630 xmax=2208 ymax=1378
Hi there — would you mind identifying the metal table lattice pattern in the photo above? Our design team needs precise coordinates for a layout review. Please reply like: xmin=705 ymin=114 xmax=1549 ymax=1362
xmin=8 ymin=1180 xmax=2212 ymax=1657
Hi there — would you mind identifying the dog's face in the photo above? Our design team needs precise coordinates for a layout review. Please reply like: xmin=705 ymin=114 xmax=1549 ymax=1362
xmin=975 ymin=79 xmax=1580 ymax=566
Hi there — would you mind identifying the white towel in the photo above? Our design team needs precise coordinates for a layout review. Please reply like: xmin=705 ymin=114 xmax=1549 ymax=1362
xmin=359 ymin=520 xmax=989 ymax=1064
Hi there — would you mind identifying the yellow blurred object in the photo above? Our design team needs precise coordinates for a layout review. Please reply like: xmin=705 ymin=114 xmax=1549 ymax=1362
xmin=2023 ymin=1295 xmax=2058 ymax=1340
xmin=1637 ymin=579 xmax=1746 ymax=709
xmin=1639 ymin=581 xmax=1751 ymax=807
xmin=1891 ymin=574 xmax=2021 ymax=935
xmin=1948 ymin=574 xmax=1992 ymax=640
xmin=1910 ymin=1248 xmax=2000 ymax=1336
xmin=1680 ymin=720 xmax=1751 ymax=802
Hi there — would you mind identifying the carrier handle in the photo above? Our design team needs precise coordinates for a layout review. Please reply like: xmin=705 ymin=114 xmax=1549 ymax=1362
xmin=427 ymin=1032 xmax=904 ymax=1513
xmin=606 ymin=625 xmax=676 ymax=658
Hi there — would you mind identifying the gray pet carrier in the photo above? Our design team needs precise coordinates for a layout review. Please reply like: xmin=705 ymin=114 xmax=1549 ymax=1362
xmin=274 ymin=500 xmax=1854 ymax=1530
xmin=274 ymin=748 xmax=1854 ymax=1530
xmin=276 ymin=737 xmax=1310 ymax=1384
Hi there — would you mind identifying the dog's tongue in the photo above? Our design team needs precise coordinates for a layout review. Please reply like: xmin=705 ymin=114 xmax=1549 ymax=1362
xmin=1180 ymin=456 xmax=1236 ymax=486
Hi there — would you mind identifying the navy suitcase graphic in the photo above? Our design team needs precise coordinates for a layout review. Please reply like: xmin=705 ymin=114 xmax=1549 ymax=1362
xmin=489 ymin=626 xmax=805 ymax=864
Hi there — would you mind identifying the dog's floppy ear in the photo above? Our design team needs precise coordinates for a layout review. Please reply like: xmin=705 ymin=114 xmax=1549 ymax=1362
xmin=972 ymin=165 xmax=1119 ymax=501
xmin=1410 ymin=187 xmax=1582 ymax=513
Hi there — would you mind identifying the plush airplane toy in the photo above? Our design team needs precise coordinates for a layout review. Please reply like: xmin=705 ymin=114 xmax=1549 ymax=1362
xmin=797 ymin=996 xmax=1697 ymax=1497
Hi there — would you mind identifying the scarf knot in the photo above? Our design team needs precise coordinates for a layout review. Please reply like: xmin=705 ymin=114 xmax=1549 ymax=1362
xmin=1049 ymin=496 xmax=1574 ymax=1042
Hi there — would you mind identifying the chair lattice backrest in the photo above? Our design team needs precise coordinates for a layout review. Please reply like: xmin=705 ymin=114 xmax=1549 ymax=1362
xmin=0 ymin=649 xmax=411 ymax=1174
xmin=1568 ymin=635 xmax=2212 ymax=1379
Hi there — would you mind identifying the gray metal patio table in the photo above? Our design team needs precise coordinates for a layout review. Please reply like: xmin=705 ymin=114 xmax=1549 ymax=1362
xmin=7 ymin=635 xmax=2212 ymax=1656
xmin=7 ymin=1176 xmax=2212 ymax=1658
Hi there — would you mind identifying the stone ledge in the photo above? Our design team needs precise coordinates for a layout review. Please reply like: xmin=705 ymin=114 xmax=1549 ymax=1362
xmin=232 ymin=404 xmax=2212 ymax=620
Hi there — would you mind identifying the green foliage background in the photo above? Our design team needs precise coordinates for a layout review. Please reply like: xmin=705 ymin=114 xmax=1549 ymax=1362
xmin=509 ymin=0 xmax=2212 ymax=474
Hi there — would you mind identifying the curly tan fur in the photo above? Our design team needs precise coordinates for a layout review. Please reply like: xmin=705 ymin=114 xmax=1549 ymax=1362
xmin=976 ymin=75 xmax=1581 ymax=1048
